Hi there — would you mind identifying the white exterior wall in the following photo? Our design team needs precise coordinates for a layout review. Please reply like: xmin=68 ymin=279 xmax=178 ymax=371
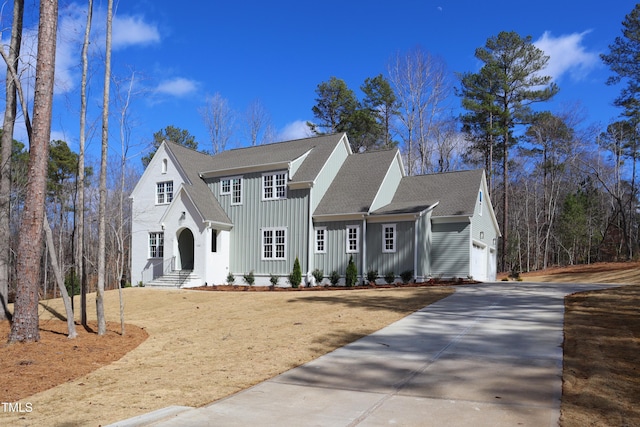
xmin=130 ymin=144 xmax=187 ymax=285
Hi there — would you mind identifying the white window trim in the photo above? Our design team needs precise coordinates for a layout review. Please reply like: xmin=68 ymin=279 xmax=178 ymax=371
xmin=315 ymin=227 xmax=327 ymax=254
xmin=262 ymin=227 xmax=287 ymax=260
xmin=156 ymin=181 xmax=173 ymax=205
xmin=148 ymin=232 xmax=164 ymax=259
xmin=262 ymin=171 xmax=288 ymax=201
xmin=382 ymin=224 xmax=396 ymax=253
xmin=220 ymin=178 xmax=231 ymax=195
xmin=346 ymin=225 xmax=360 ymax=253
xmin=220 ymin=176 xmax=243 ymax=205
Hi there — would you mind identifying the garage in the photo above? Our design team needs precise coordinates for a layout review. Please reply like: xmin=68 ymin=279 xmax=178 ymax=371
xmin=471 ymin=241 xmax=488 ymax=281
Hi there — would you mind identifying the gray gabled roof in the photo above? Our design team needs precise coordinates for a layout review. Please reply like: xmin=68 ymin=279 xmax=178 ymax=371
xmin=314 ymin=149 xmax=400 ymax=216
xmin=200 ymin=133 xmax=347 ymax=184
xmin=384 ymin=169 xmax=484 ymax=218
xmin=164 ymin=141 xmax=232 ymax=226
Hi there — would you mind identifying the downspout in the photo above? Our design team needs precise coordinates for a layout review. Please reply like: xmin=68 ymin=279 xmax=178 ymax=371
xmin=414 ymin=216 xmax=419 ymax=282
xmin=306 ymin=187 xmax=314 ymax=285
xmin=362 ymin=215 xmax=367 ymax=285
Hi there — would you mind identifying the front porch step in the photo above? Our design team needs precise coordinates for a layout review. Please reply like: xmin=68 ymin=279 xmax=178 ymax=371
xmin=146 ymin=271 xmax=201 ymax=288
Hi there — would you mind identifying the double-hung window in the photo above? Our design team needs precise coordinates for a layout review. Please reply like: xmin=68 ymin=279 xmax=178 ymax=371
xmin=221 ymin=177 xmax=243 ymax=205
xmin=382 ymin=224 xmax=396 ymax=253
xmin=315 ymin=227 xmax=326 ymax=253
xmin=149 ymin=232 xmax=164 ymax=258
xmin=263 ymin=172 xmax=287 ymax=200
xmin=156 ymin=181 xmax=173 ymax=205
xmin=262 ymin=227 xmax=286 ymax=260
xmin=346 ymin=225 xmax=360 ymax=253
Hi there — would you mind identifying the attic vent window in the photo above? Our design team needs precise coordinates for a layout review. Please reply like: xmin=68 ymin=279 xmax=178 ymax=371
xmin=162 ymin=158 xmax=168 ymax=173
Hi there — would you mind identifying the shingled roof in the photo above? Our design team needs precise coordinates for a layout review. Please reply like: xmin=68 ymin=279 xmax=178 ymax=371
xmin=200 ymin=133 xmax=348 ymax=184
xmin=314 ymin=149 xmax=400 ymax=216
xmin=164 ymin=141 xmax=232 ymax=226
xmin=383 ymin=169 xmax=484 ymax=218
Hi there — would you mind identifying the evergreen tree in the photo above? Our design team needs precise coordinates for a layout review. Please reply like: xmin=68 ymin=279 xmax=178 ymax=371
xmin=141 ymin=125 xmax=199 ymax=168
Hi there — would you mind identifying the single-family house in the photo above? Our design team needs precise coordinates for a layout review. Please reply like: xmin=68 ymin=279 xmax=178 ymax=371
xmin=130 ymin=133 xmax=500 ymax=287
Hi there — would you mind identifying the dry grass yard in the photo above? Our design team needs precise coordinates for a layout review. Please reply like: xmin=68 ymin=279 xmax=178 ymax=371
xmin=0 ymin=285 xmax=453 ymax=426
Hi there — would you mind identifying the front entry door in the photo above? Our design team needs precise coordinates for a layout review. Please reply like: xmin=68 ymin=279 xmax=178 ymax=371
xmin=178 ymin=228 xmax=194 ymax=270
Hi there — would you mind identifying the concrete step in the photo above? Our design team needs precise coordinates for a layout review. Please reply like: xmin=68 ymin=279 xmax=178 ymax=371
xmin=146 ymin=271 xmax=200 ymax=288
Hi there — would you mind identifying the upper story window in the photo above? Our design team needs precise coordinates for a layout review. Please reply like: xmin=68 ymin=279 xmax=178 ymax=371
xmin=263 ymin=172 xmax=287 ymax=200
xmin=315 ymin=227 xmax=326 ymax=253
xmin=220 ymin=177 xmax=243 ymax=205
xmin=156 ymin=181 xmax=173 ymax=205
xmin=346 ymin=225 xmax=360 ymax=253
xmin=479 ymin=190 xmax=483 ymax=216
xmin=161 ymin=158 xmax=168 ymax=173
xmin=382 ymin=224 xmax=396 ymax=253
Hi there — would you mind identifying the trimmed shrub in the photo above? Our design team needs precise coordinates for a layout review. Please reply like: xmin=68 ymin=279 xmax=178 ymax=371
xmin=269 ymin=274 xmax=279 ymax=287
xmin=312 ymin=268 xmax=324 ymax=285
xmin=226 ymin=272 xmax=235 ymax=285
xmin=366 ymin=269 xmax=378 ymax=284
xmin=288 ymin=257 xmax=302 ymax=288
xmin=329 ymin=270 xmax=340 ymax=286
xmin=400 ymin=270 xmax=413 ymax=284
xmin=384 ymin=271 xmax=396 ymax=285
xmin=345 ymin=255 xmax=358 ymax=287
xmin=243 ymin=271 xmax=255 ymax=286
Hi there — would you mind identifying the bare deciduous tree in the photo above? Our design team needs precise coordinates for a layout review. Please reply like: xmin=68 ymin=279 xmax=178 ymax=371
xmin=200 ymin=92 xmax=235 ymax=154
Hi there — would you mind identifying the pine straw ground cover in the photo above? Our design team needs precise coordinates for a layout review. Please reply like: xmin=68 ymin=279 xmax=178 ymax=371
xmin=0 ymin=285 xmax=453 ymax=426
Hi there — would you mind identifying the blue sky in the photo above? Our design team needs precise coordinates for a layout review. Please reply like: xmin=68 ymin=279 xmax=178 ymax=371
xmin=3 ymin=1 xmax=638 ymax=168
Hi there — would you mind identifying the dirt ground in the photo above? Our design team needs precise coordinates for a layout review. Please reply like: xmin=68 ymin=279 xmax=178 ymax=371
xmin=0 ymin=285 xmax=453 ymax=426
xmin=1 ymin=261 xmax=637 ymax=427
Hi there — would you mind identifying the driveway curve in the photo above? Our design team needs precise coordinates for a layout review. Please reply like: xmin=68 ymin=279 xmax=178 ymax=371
xmin=112 ymin=282 xmax=613 ymax=427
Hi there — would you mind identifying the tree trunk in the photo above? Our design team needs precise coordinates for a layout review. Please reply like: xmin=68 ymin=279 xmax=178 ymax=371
xmin=96 ymin=0 xmax=113 ymax=335
xmin=0 ymin=0 xmax=24 ymax=321
xmin=43 ymin=216 xmax=77 ymax=339
xmin=9 ymin=0 xmax=58 ymax=343
xmin=77 ymin=0 xmax=93 ymax=327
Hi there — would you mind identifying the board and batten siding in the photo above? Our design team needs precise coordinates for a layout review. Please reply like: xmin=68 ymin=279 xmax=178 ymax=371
xmin=313 ymin=220 xmax=363 ymax=279
xmin=430 ymin=220 xmax=470 ymax=279
xmin=366 ymin=221 xmax=414 ymax=278
xmin=208 ymin=171 xmax=310 ymax=277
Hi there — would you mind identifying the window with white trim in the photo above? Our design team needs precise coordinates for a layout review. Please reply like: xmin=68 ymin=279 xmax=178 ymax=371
xmin=149 ymin=232 xmax=164 ymax=258
xmin=220 ymin=179 xmax=231 ymax=195
xmin=262 ymin=172 xmax=287 ymax=200
xmin=315 ymin=227 xmax=326 ymax=253
xmin=262 ymin=227 xmax=286 ymax=260
xmin=382 ymin=224 xmax=396 ymax=253
xmin=346 ymin=225 xmax=359 ymax=253
xmin=156 ymin=181 xmax=173 ymax=204
xmin=231 ymin=177 xmax=242 ymax=205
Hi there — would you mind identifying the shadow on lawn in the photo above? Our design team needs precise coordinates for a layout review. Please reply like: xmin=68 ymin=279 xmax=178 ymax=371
xmin=285 ymin=287 xmax=454 ymax=314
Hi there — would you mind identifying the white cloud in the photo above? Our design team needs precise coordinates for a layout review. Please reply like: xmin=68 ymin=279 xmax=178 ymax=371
xmin=534 ymin=31 xmax=599 ymax=82
xmin=154 ymin=77 xmax=198 ymax=97
xmin=112 ymin=15 xmax=161 ymax=50
xmin=279 ymin=120 xmax=313 ymax=141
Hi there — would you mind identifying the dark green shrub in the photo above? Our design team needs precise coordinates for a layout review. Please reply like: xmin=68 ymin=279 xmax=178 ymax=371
xmin=345 ymin=255 xmax=357 ymax=287
xmin=269 ymin=274 xmax=279 ymax=286
xmin=226 ymin=272 xmax=235 ymax=285
xmin=312 ymin=268 xmax=324 ymax=285
xmin=366 ymin=269 xmax=378 ymax=284
xmin=400 ymin=270 xmax=413 ymax=284
xmin=243 ymin=271 xmax=255 ymax=286
xmin=384 ymin=271 xmax=396 ymax=284
xmin=288 ymin=257 xmax=302 ymax=288
xmin=329 ymin=270 xmax=340 ymax=286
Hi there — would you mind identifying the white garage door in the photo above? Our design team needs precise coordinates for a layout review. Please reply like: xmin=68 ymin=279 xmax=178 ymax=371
xmin=471 ymin=243 xmax=487 ymax=282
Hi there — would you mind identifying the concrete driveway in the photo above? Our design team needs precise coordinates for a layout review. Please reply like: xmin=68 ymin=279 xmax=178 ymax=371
xmin=111 ymin=282 xmax=612 ymax=427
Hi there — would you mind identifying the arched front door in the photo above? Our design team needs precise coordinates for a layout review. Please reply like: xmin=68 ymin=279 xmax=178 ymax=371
xmin=178 ymin=228 xmax=194 ymax=270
